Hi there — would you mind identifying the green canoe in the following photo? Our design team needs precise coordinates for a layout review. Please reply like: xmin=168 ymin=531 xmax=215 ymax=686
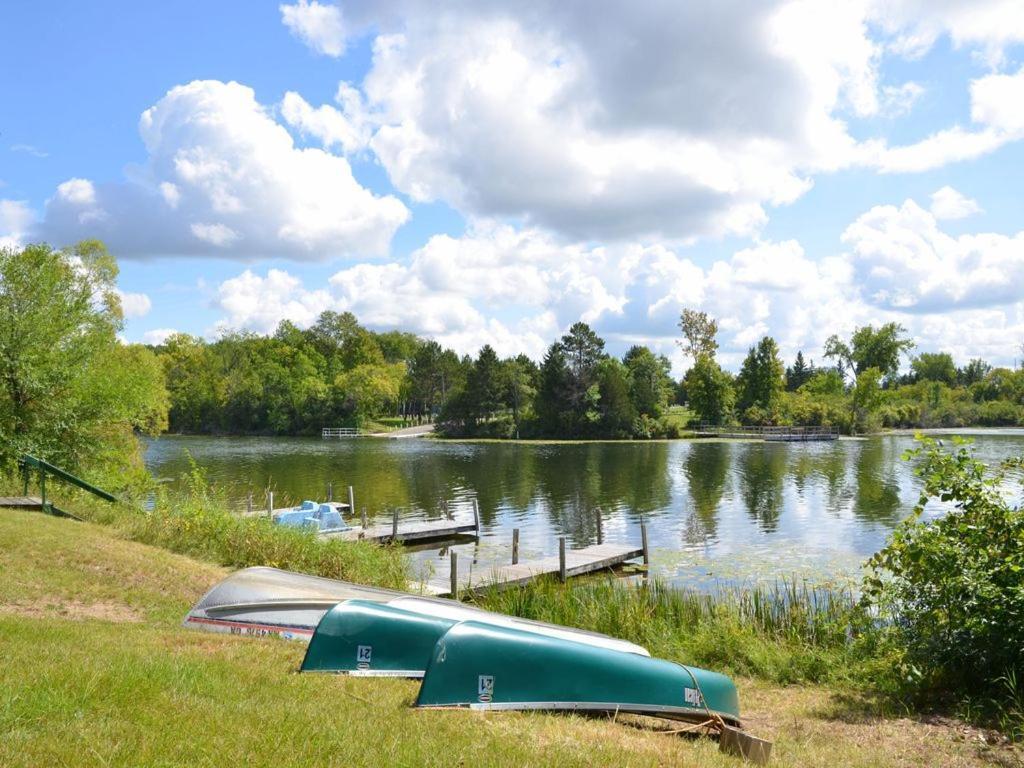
xmin=301 ymin=600 xmax=456 ymax=677
xmin=415 ymin=621 xmax=741 ymax=725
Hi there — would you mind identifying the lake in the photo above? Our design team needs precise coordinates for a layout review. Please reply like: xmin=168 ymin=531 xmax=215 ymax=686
xmin=144 ymin=430 xmax=1024 ymax=590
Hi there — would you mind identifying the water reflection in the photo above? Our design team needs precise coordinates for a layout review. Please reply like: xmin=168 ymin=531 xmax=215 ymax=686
xmin=144 ymin=431 xmax=1024 ymax=589
xmin=738 ymin=444 xmax=787 ymax=532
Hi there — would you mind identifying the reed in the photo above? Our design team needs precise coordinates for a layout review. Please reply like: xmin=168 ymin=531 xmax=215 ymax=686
xmin=475 ymin=576 xmax=876 ymax=686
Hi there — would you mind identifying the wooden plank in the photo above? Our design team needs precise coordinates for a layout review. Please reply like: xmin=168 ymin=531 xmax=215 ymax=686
xmin=330 ymin=518 xmax=478 ymax=544
xmin=0 ymin=496 xmax=43 ymax=508
xmin=418 ymin=543 xmax=644 ymax=597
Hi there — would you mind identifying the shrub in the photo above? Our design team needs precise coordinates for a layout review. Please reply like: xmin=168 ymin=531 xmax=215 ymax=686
xmin=863 ymin=438 xmax=1024 ymax=710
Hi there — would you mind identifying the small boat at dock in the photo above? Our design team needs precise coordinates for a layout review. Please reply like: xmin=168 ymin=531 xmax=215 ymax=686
xmin=273 ymin=500 xmax=350 ymax=534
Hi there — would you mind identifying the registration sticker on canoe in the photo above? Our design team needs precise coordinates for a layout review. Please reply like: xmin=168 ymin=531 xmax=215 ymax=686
xmin=356 ymin=645 xmax=372 ymax=670
xmin=684 ymin=687 xmax=704 ymax=707
xmin=478 ymin=675 xmax=494 ymax=703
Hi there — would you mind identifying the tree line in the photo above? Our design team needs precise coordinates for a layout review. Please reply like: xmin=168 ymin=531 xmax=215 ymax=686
xmin=680 ymin=310 xmax=1024 ymax=433
xmin=4 ymin=241 xmax=1024 ymax=482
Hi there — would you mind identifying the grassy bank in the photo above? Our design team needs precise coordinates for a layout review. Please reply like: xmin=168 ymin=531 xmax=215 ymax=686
xmin=1 ymin=464 xmax=408 ymax=590
xmin=3 ymin=509 xmax=1018 ymax=768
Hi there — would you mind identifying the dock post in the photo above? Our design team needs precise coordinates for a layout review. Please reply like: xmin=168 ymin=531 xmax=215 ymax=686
xmin=641 ymin=518 xmax=650 ymax=567
xmin=348 ymin=485 xmax=355 ymax=515
xmin=472 ymin=498 xmax=480 ymax=533
xmin=361 ymin=507 xmax=367 ymax=529
xmin=559 ymin=537 xmax=566 ymax=583
xmin=512 ymin=528 xmax=519 ymax=565
xmin=327 ymin=482 xmax=333 ymax=502
xmin=596 ymin=507 xmax=603 ymax=544
xmin=450 ymin=552 xmax=459 ymax=599
xmin=392 ymin=508 xmax=399 ymax=540
xmin=267 ymin=491 xmax=274 ymax=519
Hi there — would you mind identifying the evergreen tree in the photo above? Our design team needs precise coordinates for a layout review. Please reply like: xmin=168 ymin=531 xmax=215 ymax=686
xmin=736 ymin=336 xmax=786 ymax=417
xmin=559 ymin=322 xmax=605 ymax=425
xmin=468 ymin=345 xmax=503 ymax=422
xmin=535 ymin=343 xmax=571 ymax=434
xmin=596 ymin=359 xmax=636 ymax=437
xmin=785 ymin=350 xmax=814 ymax=391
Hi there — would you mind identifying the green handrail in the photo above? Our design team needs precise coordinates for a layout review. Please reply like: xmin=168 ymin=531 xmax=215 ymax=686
xmin=18 ymin=454 xmax=118 ymax=507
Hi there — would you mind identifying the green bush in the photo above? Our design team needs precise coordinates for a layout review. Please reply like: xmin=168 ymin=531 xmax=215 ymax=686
xmin=863 ymin=438 xmax=1024 ymax=712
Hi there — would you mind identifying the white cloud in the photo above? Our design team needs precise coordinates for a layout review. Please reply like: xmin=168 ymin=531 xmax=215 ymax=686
xmin=328 ymin=0 xmax=890 ymax=241
xmin=116 ymin=290 xmax=152 ymax=319
xmin=870 ymin=66 xmax=1024 ymax=172
xmin=10 ymin=143 xmax=48 ymax=158
xmin=213 ymin=268 xmax=333 ymax=335
xmin=868 ymin=0 xmax=1024 ymax=68
xmin=280 ymin=84 xmax=370 ymax=153
xmin=929 ymin=186 xmax=981 ymax=220
xmin=39 ymin=80 xmax=408 ymax=260
xmin=142 ymin=328 xmax=179 ymax=345
xmin=209 ymin=191 xmax=1024 ymax=371
xmin=56 ymin=178 xmax=97 ymax=206
xmin=842 ymin=198 xmax=1024 ymax=312
xmin=280 ymin=0 xmax=347 ymax=57
xmin=0 ymin=199 xmax=34 ymax=249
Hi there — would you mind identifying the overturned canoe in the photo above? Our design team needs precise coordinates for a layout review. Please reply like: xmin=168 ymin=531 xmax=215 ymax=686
xmin=301 ymin=598 xmax=649 ymax=676
xmin=183 ymin=566 xmax=405 ymax=640
xmin=387 ymin=597 xmax=649 ymax=657
xmin=302 ymin=600 xmax=457 ymax=676
xmin=415 ymin=621 xmax=740 ymax=725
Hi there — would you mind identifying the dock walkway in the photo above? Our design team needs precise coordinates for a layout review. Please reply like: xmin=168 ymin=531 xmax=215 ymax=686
xmin=331 ymin=517 xmax=477 ymax=544
xmin=419 ymin=542 xmax=644 ymax=597
xmin=0 ymin=496 xmax=43 ymax=509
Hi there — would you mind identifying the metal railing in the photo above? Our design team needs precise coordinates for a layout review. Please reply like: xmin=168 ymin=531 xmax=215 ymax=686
xmin=18 ymin=454 xmax=118 ymax=517
xmin=693 ymin=423 xmax=839 ymax=441
xmin=322 ymin=427 xmax=361 ymax=438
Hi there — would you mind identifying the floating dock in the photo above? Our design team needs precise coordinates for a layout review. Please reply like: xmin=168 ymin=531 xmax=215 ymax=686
xmin=332 ymin=517 xmax=478 ymax=544
xmin=419 ymin=542 xmax=645 ymax=597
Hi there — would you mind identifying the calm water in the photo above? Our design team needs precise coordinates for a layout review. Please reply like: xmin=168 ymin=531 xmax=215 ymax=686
xmin=144 ymin=430 xmax=1024 ymax=589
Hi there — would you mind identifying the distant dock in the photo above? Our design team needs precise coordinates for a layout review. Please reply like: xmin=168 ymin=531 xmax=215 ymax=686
xmin=322 ymin=427 xmax=361 ymax=438
xmin=694 ymin=424 xmax=839 ymax=441
xmin=419 ymin=541 xmax=646 ymax=597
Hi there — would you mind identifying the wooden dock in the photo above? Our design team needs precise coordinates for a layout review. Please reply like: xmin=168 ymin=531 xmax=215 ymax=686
xmin=419 ymin=542 xmax=645 ymax=597
xmin=331 ymin=518 xmax=478 ymax=544
xmin=0 ymin=496 xmax=43 ymax=509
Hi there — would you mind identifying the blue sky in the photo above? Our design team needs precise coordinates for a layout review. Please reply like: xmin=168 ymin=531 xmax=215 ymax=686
xmin=2 ymin=1 xmax=1023 ymax=372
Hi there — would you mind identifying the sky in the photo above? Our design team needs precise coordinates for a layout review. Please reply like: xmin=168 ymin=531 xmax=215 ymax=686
xmin=2 ymin=0 xmax=1023 ymax=374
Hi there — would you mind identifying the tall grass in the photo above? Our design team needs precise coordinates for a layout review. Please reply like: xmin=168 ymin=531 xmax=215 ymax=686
xmin=475 ymin=577 xmax=887 ymax=687
xmin=2 ymin=460 xmax=409 ymax=590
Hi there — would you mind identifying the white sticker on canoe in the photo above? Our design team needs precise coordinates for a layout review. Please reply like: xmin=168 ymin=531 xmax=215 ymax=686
xmin=478 ymin=675 xmax=494 ymax=703
xmin=357 ymin=645 xmax=372 ymax=669
xmin=684 ymin=687 xmax=703 ymax=707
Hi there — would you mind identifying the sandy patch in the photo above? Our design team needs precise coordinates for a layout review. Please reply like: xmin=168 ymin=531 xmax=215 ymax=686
xmin=0 ymin=600 xmax=141 ymax=623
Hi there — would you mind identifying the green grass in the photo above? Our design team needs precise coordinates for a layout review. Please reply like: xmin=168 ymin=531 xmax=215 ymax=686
xmin=3 ymin=509 xmax=1015 ymax=768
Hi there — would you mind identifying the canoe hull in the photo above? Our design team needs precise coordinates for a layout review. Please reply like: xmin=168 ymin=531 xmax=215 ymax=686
xmin=301 ymin=600 xmax=456 ymax=677
xmin=415 ymin=621 xmax=740 ymax=725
